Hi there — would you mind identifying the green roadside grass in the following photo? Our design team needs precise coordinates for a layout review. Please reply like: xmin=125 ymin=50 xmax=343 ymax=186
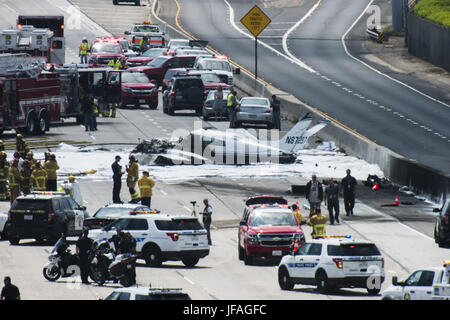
xmin=414 ymin=0 xmax=450 ymax=27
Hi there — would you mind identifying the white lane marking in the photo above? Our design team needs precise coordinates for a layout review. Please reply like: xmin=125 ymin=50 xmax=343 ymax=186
xmin=282 ymin=0 xmax=322 ymax=73
xmin=182 ymin=275 xmax=195 ymax=285
xmin=341 ymin=0 xmax=450 ymax=110
xmin=159 ymin=189 xmax=168 ymax=196
xmin=183 ymin=206 xmax=191 ymax=212
xmin=223 ymin=0 xmax=315 ymax=73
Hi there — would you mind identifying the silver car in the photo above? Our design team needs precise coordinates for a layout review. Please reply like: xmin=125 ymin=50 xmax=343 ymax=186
xmin=203 ymin=90 xmax=230 ymax=121
xmin=235 ymin=97 xmax=274 ymax=129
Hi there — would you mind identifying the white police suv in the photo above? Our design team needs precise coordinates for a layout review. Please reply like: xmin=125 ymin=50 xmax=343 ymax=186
xmin=89 ymin=214 xmax=209 ymax=267
xmin=277 ymin=236 xmax=385 ymax=295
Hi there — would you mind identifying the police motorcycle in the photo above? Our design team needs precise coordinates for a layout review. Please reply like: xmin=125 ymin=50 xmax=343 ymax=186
xmin=89 ymin=240 xmax=137 ymax=287
xmin=43 ymin=237 xmax=79 ymax=281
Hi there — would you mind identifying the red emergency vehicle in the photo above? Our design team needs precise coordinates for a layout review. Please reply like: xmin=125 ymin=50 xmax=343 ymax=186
xmin=0 ymin=54 xmax=61 ymax=135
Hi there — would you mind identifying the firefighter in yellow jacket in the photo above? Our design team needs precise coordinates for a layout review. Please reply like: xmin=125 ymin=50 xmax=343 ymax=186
xmin=126 ymin=155 xmax=139 ymax=203
xmin=9 ymin=159 xmax=23 ymax=204
xmin=16 ymin=134 xmax=28 ymax=159
xmin=138 ymin=171 xmax=155 ymax=208
xmin=0 ymin=152 xmax=9 ymax=200
xmin=307 ymin=212 xmax=327 ymax=239
xmin=43 ymin=154 xmax=59 ymax=191
xmin=30 ymin=162 xmax=48 ymax=192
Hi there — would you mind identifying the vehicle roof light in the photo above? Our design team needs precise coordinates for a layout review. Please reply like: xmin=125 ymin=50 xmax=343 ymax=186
xmin=31 ymin=191 xmax=66 ymax=195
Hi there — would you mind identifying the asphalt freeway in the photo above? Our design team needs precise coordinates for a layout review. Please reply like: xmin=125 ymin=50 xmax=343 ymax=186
xmin=171 ymin=0 xmax=450 ymax=175
xmin=0 ymin=0 xmax=448 ymax=301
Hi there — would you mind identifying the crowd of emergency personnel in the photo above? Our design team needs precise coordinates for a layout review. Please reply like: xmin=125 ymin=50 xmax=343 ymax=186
xmin=0 ymin=134 xmax=61 ymax=203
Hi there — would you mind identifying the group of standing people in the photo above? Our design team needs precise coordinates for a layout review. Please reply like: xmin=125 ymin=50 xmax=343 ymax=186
xmin=0 ymin=134 xmax=60 ymax=204
xmin=305 ymin=169 xmax=357 ymax=226
xmin=111 ymin=155 xmax=155 ymax=207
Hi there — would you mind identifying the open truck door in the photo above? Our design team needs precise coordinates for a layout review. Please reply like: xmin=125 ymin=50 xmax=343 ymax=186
xmin=105 ymin=70 xmax=121 ymax=104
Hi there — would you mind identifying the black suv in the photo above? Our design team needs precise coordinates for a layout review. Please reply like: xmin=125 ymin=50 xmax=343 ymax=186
xmin=162 ymin=75 xmax=205 ymax=115
xmin=6 ymin=193 xmax=89 ymax=245
xmin=434 ymin=199 xmax=450 ymax=247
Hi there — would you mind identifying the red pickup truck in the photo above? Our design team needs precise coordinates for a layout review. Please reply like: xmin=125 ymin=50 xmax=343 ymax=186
xmin=127 ymin=55 xmax=197 ymax=87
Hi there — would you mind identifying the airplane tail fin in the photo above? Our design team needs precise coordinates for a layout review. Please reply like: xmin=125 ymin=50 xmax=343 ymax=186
xmin=289 ymin=118 xmax=331 ymax=153
xmin=279 ymin=113 xmax=313 ymax=153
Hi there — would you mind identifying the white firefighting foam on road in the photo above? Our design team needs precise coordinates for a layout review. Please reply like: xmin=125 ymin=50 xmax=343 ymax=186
xmin=11 ymin=143 xmax=384 ymax=184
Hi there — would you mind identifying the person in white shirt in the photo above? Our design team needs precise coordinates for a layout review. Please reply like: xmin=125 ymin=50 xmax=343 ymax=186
xmin=200 ymin=198 xmax=213 ymax=245
xmin=62 ymin=176 xmax=84 ymax=206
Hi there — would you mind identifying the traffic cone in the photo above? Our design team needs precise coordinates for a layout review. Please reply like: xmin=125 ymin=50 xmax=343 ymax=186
xmin=292 ymin=240 xmax=300 ymax=253
xmin=393 ymin=195 xmax=399 ymax=206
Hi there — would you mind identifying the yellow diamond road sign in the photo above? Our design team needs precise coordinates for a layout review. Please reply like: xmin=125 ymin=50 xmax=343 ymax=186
xmin=240 ymin=5 xmax=271 ymax=37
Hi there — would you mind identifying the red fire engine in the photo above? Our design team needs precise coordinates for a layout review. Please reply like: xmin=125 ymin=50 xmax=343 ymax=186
xmin=0 ymin=53 xmax=62 ymax=135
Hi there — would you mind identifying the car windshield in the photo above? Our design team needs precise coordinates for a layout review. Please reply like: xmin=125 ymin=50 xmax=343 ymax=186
xmin=169 ymin=40 xmax=190 ymax=48
xmin=122 ymin=72 xmax=150 ymax=84
xmin=118 ymin=40 xmax=129 ymax=50
xmin=207 ymin=90 xmax=230 ymax=100
xmin=142 ymin=48 xmax=167 ymax=58
xmin=249 ymin=211 xmax=297 ymax=227
xmin=198 ymin=60 xmax=231 ymax=72
xmin=11 ymin=199 xmax=51 ymax=211
xmin=133 ymin=25 xmax=160 ymax=33
xmin=94 ymin=207 xmax=133 ymax=219
xmin=198 ymin=73 xmax=221 ymax=83
xmin=148 ymin=56 xmax=169 ymax=67
xmin=240 ymin=98 xmax=269 ymax=107
xmin=327 ymin=244 xmax=381 ymax=256
xmin=175 ymin=79 xmax=203 ymax=89
xmin=155 ymin=219 xmax=204 ymax=230
xmin=92 ymin=43 xmax=122 ymax=54
xmin=164 ymin=69 xmax=187 ymax=80
xmin=179 ymin=50 xmax=208 ymax=56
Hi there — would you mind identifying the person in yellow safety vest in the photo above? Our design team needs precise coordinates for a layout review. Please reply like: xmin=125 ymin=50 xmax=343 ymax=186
xmin=26 ymin=151 xmax=37 ymax=171
xmin=0 ymin=152 xmax=9 ymax=200
xmin=292 ymin=204 xmax=302 ymax=225
xmin=78 ymin=37 xmax=90 ymax=64
xmin=107 ymin=57 xmax=122 ymax=70
xmin=43 ymin=154 xmax=59 ymax=191
xmin=92 ymin=98 xmax=99 ymax=130
xmin=30 ymin=162 xmax=47 ymax=192
xmin=139 ymin=36 xmax=150 ymax=52
xmin=20 ymin=158 xmax=32 ymax=195
xmin=9 ymin=159 xmax=23 ymax=204
xmin=15 ymin=134 xmax=28 ymax=159
xmin=138 ymin=170 xmax=155 ymax=208
xmin=307 ymin=212 xmax=327 ymax=239
xmin=126 ymin=155 xmax=139 ymax=203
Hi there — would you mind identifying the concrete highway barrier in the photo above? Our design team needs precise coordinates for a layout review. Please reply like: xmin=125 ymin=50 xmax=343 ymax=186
xmin=233 ymin=66 xmax=450 ymax=202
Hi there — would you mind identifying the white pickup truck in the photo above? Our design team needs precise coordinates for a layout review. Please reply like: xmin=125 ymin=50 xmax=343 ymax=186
xmin=381 ymin=260 xmax=450 ymax=300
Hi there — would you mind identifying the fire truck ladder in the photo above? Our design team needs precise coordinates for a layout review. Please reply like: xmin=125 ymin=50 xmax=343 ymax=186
xmin=0 ymin=53 xmax=45 ymax=78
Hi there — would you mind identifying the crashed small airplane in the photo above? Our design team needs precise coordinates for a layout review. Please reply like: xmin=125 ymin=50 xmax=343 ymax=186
xmin=132 ymin=114 xmax=330 ymax=165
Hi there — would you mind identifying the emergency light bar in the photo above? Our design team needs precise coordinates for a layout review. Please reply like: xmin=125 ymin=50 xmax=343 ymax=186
xmin=31 ymin=191 xmax=66 ymax=195
xmin=129 ymin=210 xmax=161 ymax=215
xmin=314 ymin=235 xmax=352 ymax=239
